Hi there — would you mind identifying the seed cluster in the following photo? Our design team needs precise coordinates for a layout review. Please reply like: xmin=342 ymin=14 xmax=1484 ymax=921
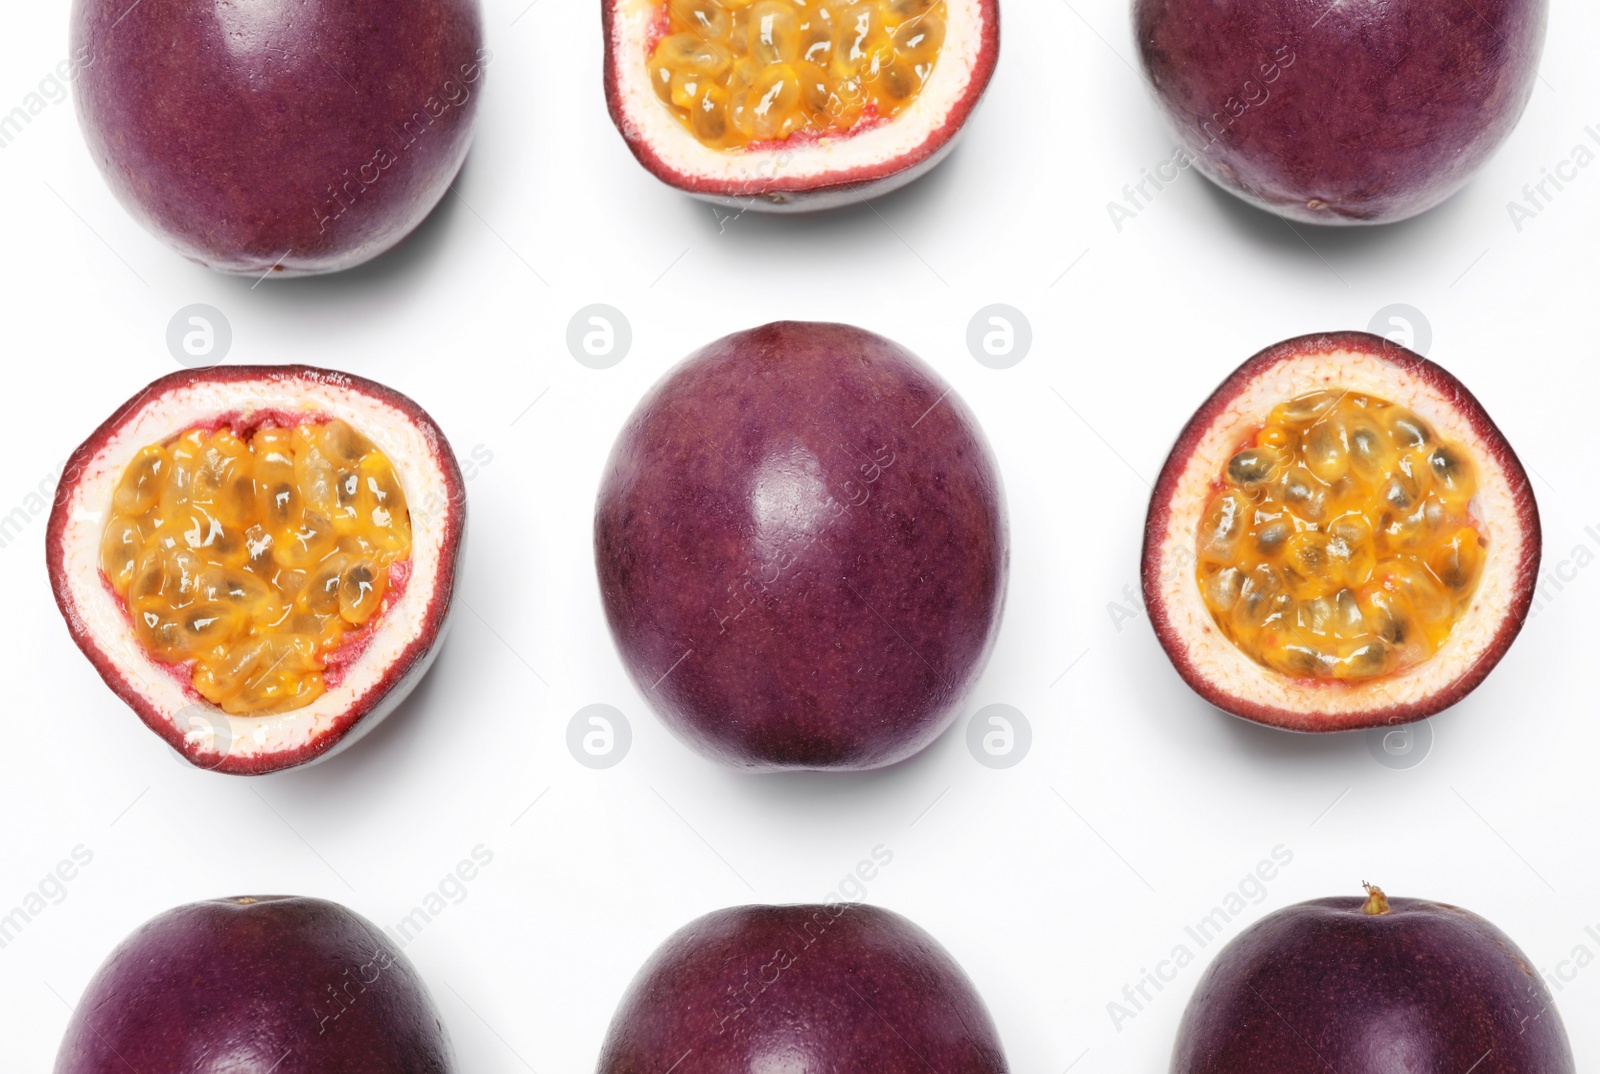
xmin=1195 ymin=390 xmax=1484 ymax=681
xmin=100 ymin=421 xmax=412 ymax=716
xmin=647 ymin=0 xmax=947 ymax=149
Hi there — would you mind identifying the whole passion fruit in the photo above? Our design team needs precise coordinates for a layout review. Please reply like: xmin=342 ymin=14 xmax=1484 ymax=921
xmin=1143 ymin=332 xmax=1539 ymax=732
xmin=71 ymin=0 xmax=486 ymax=274
xmin=1133 ymin=0 xmax=1547 ymax=224
xmin=598 ymin=903 xmax=1009 ymax=1073
xmin=47 ymin=366 xmax=465 ymax=774
xmin=595 ymin=322 xmax=1007 ymax=770
xmin=1172 ymin=884 xmax=1575 ymax=1074
xmin=603 ymin=0 xmax=1000 ymax=209
xmin=55 ymin=895 xmax=455 ymax=1074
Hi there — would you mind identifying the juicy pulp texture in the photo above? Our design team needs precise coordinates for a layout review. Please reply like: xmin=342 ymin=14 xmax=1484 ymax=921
xmin=100 ymin=421 xmax=411 ymax=716
xmin=648 ymin=0 xmax=947 ymax=148
xmin=1197 ymin=389 xmax=1483 ymax=682
xmin=1141 ymin=333 xmax=1540 ymax=732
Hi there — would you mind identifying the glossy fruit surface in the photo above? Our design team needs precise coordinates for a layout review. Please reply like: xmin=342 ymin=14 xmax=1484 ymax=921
xmin=1143 ymin=332 xmax=1538 ymax=732
xmin=595 ymin=321 xmax=1007 ymax=770
xmin=598 ymin=903 xmax=1008 ymax=1073
xmin=1133 ymin=0 xmax=1547 ymax=224
xmin=55 ymin=895 xmax=455 ymax=1074
xmin=603 ymin=0 xmax=999 ymax=209
xmin=71 ymin=0 xmax=485 ymax=274
xmin=48 ymin=366 xmax=465 ymax=774
xmin=1172 ymin=886 xmax=1575 ymax=1074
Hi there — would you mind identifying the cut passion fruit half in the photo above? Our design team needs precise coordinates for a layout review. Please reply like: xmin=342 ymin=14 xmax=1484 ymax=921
xmin=48 ymin=367 xmax=465 ymax=774
xmin=1143 ymin=332 xmax=1539 ymax=732
xmin=604 ymin=0 xmax=999 ymax=209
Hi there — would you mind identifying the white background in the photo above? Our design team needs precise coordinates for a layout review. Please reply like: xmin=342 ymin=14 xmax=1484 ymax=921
xmin=2 ymin=0 xmax=1598 ymax=1070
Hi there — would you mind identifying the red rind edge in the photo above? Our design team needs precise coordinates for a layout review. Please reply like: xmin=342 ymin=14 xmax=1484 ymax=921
xmin=45 ymin=365 xmax=467 ymax=775
xmin=1140 ymin=331 xmax=1542 ymax=733
xmin=601 ymin=0 xmax=1001 ymax=207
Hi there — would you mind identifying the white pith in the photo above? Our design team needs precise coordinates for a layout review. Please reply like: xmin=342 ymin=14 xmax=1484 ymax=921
xmin=610 ymin=0 xmax=989 ymax=185
xmin=55 ymin=372 xmax=452 ymax=766
xmin=1151 ymin=349 xmax=1531 ymax=721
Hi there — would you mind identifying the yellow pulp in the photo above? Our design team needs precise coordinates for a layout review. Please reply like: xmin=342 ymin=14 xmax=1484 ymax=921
xmin=647 ymin=0 xmax=947 ymax=148
xmin=1195 ymin=390 xmax=1485 ymax=682
xmin=100 ymin=421 xmax=411 ymax=716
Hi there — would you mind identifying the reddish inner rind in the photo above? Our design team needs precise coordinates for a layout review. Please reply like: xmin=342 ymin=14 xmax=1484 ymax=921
xmin=324 ymin=562 xmax=412 ymax=689
xmin=174 ymin=408 xmax=331 ymax=440
xmin=47 ymin=366 xmax=466 ymax=775
xmin=1141 ymin=331 xmax=1540 ymax=732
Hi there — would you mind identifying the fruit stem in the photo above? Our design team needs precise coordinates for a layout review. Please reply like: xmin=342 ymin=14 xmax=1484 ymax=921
xmin=1361 ymin=882 xmax=1390 ymax=915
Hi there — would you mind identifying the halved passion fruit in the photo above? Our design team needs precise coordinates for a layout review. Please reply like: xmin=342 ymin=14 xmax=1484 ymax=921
xmin=1143 ymin=332 xmax=1540 ymax=732
xmin=603 ymin=0 xmax=1000 ymax=209
xmin=47 ymin=367 xmax=465 ymax=774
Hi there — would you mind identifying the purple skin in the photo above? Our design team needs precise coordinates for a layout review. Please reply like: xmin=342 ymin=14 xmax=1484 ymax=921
xmin=70 ymin=0 xmax=484 ymax=275
xmin=594 ymin=322 xmax=1008 ymax=771
xmin=1172 ymin=889 xmax=1576 ymax=1074
xmin=598 ymin=904 xmax=1009 ymax=1073
xmin=54 ymin=896 xmax=455 ymax=1074
xmin=1134 ymin=0 xmax=1547 ymax=224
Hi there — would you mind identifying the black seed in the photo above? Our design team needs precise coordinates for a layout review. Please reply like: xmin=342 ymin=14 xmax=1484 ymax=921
xmin=1227 ymin=449 xmax=1276 ymax=486
xmin=1390 ymin=414 xmax=1431 ymax=447
xmin=1256 ymin=522 xmax=1290 ymax=554
xmin=1349 ymin=641 xmax=1390 ymax=674
xmin=1429 ymin=447 xmax=1462 ymax=485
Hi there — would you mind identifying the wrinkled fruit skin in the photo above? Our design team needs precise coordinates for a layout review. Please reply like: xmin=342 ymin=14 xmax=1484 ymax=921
xmin=1172 ymin=895 xmax=1575 ymax=1074
xmin=71 ymin=0 xmax=485 ymax=275
xmin=1134 ymin=0 xmax=1547 ymax=224
xmin=598 ymin=904 xmax=1008 ymax=1074
xmin=594 ymin=322 xmax=1007 ymax=771
xmin=54 ymin=896 xmax=455 ymax=1074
